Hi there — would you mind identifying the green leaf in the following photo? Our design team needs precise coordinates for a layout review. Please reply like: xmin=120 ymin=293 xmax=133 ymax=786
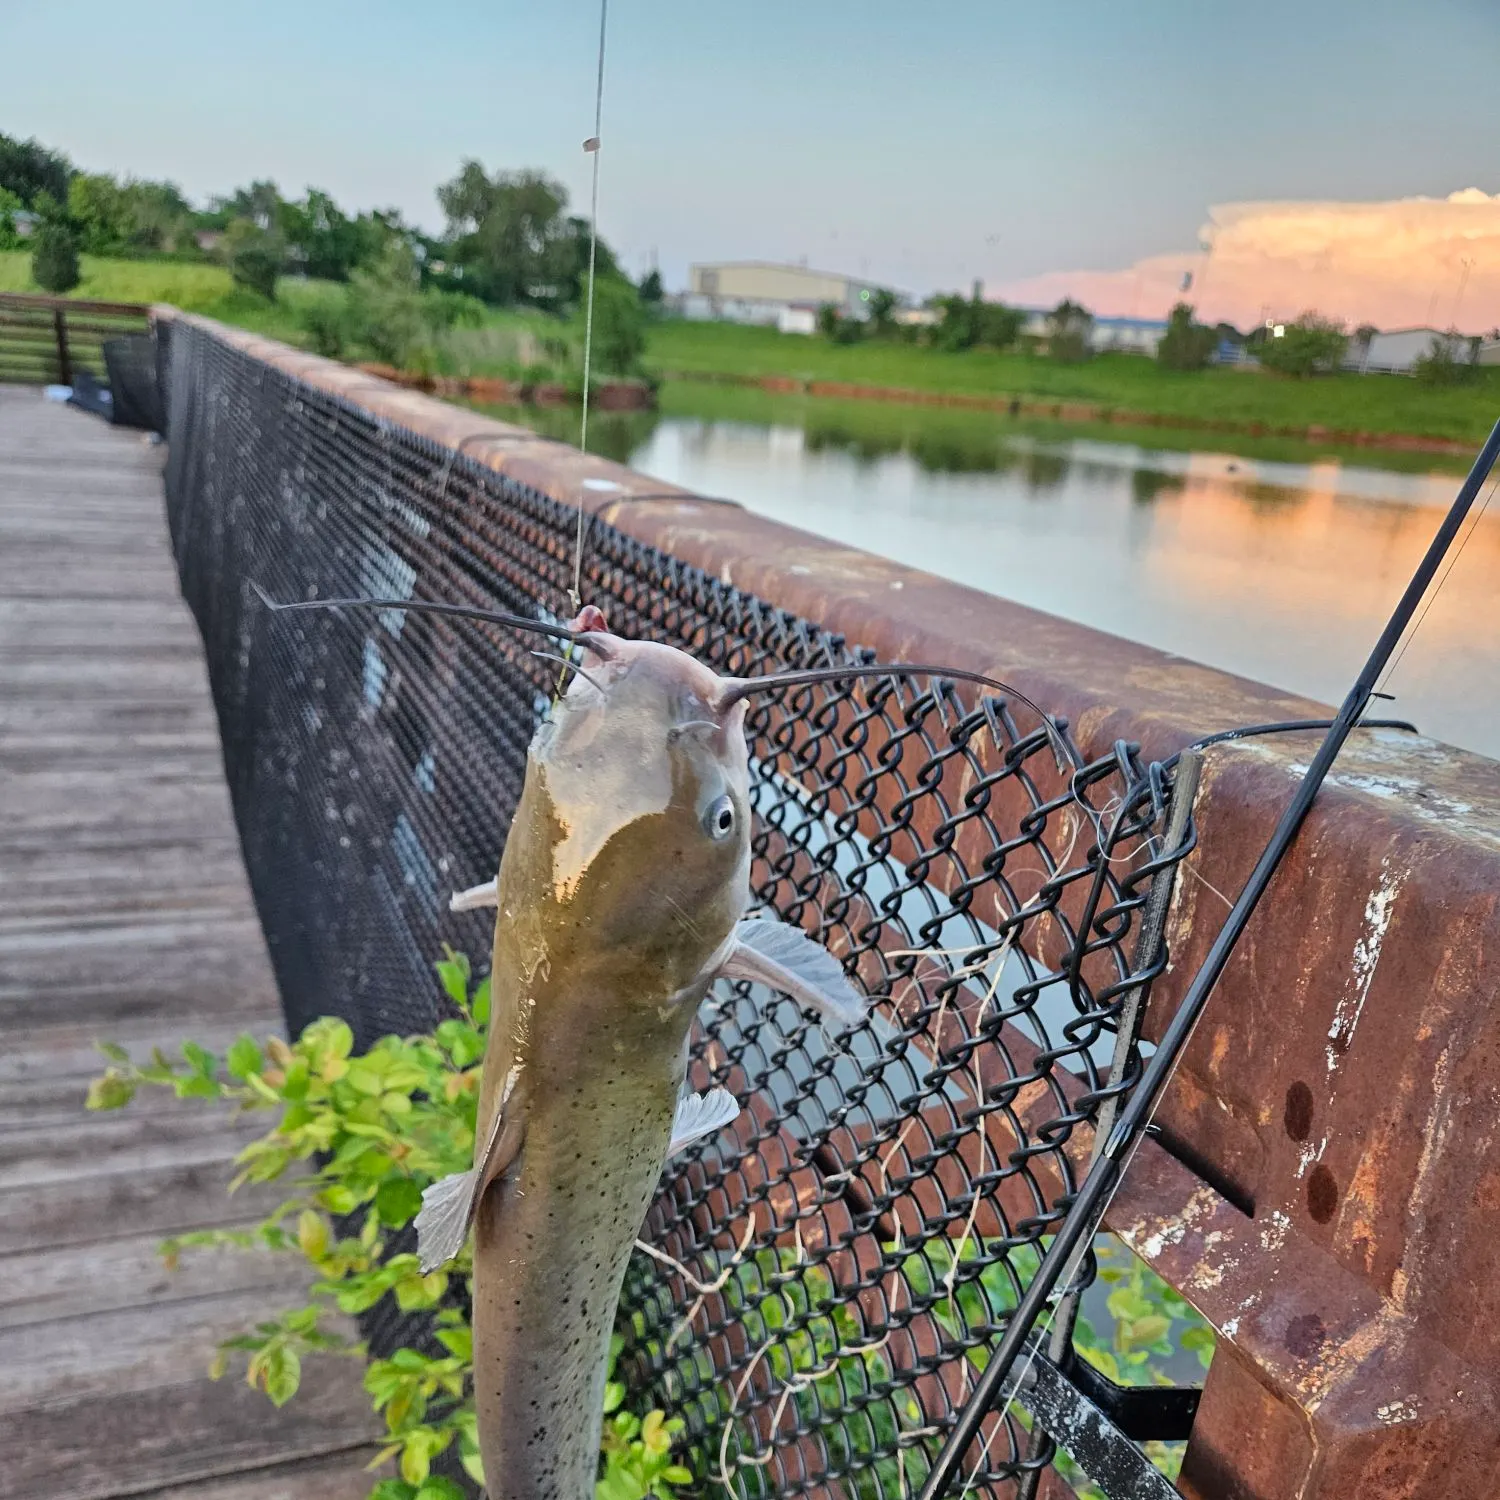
xmin=1122 ymin=1314 xmax=1171 ymax=1350
xmin=377 ymin=1177 xmax=425 ymax=1227
xmin=435 ymin=951 xmax=471 ymax=1009
xmin=435 ymin=1020 xmax=484 ymax=1068
xmin=318 ymin=1184 xmax=359 ymax=1214
xmin=175 ymin=1074 xmax=221 ymax=1100
xmin=435 ymin=1326 xmax=472 ymax=1361
xmin=370 ymin=1483 xmax=419 ymax=1500
xmin=95 ymin=1040 xmax=130 ymax=1063
xmin=296 ymin=1210 xmax=330 ymax=1261
xmin=471 ymin=975 xmax=491 ymax=1026
xmin=346 ymin=1064 xmax=385 ymax=1096
xmin=414 ymin=1480 xmax=467 ymax=1500
xmin=86 ymin=1072 xmax=136 ymax=1110
xmin=263 ymin=1346 xmax=301 ymax=1406
xmin=181 ymin=1041 xmax=217 ymax=1077
xmin=226 ymin=1034 xmax=265 ymax=1080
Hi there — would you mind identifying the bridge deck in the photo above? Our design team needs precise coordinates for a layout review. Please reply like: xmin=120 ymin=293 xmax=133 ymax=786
xmin=0 ymin=388 xmax=376 ymax=1499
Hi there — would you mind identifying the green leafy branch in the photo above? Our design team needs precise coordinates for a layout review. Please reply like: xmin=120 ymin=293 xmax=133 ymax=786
xmin=87 ymin=948 xmax=692 ymax=1500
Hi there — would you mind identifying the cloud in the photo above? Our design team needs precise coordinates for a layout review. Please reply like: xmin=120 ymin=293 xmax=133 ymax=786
xmin=992 ymin=189 xmax=1500 ymax=334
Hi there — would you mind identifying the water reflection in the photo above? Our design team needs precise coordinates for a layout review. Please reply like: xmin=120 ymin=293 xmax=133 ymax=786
xmin=620 ymin=390 xmax=1500 ymax=760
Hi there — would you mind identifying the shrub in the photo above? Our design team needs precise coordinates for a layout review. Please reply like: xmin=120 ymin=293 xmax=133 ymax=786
xmin=1045 ymin=298 xmax=1093 ymax=363
xmin=585 ymin=275 xmax=647 ymax=376
xmin=1256 ymin=311 xmax=1348 ymax=378
xmin=297 ymin=297 xmax=353 ymax=359
xmin=1155 ymin=302 xmax=1217 ymax=371
xmin=222 ymin=217 xmax=285 ymax=300
xmin=1413 ymin=331 xmax=1478 ymax=387
xmin=87 ymin=949 xmax=692 ymax=1500
xmin=31 ymin=198 xmax=80 ymax=294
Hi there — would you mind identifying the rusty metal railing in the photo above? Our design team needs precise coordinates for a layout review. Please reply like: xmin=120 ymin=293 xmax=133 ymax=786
xmin=153 ymin=305 xmax=1500 ymax=1500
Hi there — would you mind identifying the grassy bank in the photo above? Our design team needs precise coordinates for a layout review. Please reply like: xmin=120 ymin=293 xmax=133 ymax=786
xmin=655 ymin=381 xmax=1477 ymax=476
xmin=646 ymin=320 xmax=1500 ymax=447
xmin=0 ymin=252 xmax=574 ymax=383
xmin=9 ymin=252 xmax=1495 ymax=447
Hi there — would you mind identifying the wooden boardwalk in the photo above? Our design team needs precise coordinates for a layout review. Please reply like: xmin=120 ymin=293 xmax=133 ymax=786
xmin=0 ymin=388 xmax=378 ymax=1498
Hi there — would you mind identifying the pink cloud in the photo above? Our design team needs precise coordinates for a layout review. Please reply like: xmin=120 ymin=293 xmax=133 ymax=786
xmin=992 ymin=189 xmax=1500 ymax=334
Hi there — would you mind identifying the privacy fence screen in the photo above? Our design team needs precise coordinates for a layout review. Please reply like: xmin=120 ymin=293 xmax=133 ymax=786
xmin=159 ymin=316 xmax=1203 ymax=1500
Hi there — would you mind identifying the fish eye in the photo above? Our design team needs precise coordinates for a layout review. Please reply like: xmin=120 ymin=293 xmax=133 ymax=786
xmin=703 ymin=793 xmax=736 ymax=841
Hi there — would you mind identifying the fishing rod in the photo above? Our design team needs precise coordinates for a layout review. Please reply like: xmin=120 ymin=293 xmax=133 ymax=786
xmin=917 ymin=414 xmax=1500 ymax=1500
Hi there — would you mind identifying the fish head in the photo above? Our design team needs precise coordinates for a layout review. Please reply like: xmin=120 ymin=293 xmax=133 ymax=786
xmin=527 ymin=632 xmax=751 ymax=992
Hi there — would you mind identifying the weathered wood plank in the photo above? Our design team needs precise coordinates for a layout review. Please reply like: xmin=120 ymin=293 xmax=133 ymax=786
xmin=0 ymin=1231 xmax=311 ymax=1331
xmin=2 ymin=1286 xmax=346 ymax=1411
xmin=0 ymin=1159 xmax=291 ymax=1254
xmin=133 ymin=1450 xmax=382 ymax=1500
xmin=4 ymin=1366 xmax=378 ymax=1500
xmin=0 ymin=1110 xmax=266 ymax=1191
xmin=0 ymin=386 xmax=377 ymax=1498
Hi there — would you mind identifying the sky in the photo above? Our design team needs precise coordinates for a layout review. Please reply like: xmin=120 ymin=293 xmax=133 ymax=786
xmin=4 ymin=0 xmax=1499 ymax=322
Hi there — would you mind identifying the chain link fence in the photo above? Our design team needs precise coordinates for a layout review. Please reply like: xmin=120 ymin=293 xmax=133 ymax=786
xmin=159 ymin=316 xmax=1201 ymax=1499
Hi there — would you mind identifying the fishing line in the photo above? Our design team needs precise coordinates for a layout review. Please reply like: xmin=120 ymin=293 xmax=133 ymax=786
xmin=1375 ymin=467 xmax=1499 ymax=702
xmin=572 ymin=0 xmax=610 ymax=612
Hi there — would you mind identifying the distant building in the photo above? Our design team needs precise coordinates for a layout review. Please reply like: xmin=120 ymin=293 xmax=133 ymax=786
xmin=195 ymin=229 xmax=224 ymax=254
xmin=684 ymin=261 xmax=893 ymax=325
xmin=12 ymin=210 xmax=37 ymax=238
xmin=1346 ymin=327 xmax=1474 ymax=374
xmin=1018 ymin=308 xmax=1170 ymax=356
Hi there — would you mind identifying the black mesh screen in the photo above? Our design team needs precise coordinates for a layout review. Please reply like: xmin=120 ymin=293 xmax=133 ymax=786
xmin=159 ymin=317 xmax=1196 ymax=1499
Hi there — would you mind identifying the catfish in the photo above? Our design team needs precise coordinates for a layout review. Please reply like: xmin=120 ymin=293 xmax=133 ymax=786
xmin=415 ymin=610 xmax=866 ymax=1500
xmin=253 ymin=587 xmax=1070 ymax=1500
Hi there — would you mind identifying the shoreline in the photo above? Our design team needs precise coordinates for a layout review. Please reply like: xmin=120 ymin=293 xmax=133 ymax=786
xmin=661 ymin=368 xmax=1478 ymax=457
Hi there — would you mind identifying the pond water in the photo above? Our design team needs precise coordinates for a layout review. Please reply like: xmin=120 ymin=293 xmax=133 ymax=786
xmin=482 ymin=386 xmax=1500 ymax=761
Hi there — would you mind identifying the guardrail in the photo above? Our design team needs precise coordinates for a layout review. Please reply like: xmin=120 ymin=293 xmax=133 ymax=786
xmin=152 ymin=304 xmax=1500 ymax=1500
xmin=0 ymin=291 xmax=151 ymax=386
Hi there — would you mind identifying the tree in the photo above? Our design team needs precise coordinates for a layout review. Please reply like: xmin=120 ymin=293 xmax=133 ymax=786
xmin=436 ymin=162 xmax=619 ymax=309
xmin=1156 ymin=302 xmax=1217 ymax=371
xmin=933 ymin=292 xmax=1023 ymax=351
xmin=816 ymin=302 xmax=842 ymax=339
xmin=0 ymin=132 xmax=71 ymax=208
xmin=586 ymin=276 xmax=647 ymax=375
xmin=278 ymin=189 xmax=391 ymax=281
xmin=868 ymin=287 xmax=899 ymax=335
xmin=31 ymin=197 xmax=80 ymax=294
xmin=0 ymin=187 xmax=23 ymax=251
xmin=638 ymin=268 xmax=663 ymax=306
xmin=1256 ymin=312 xmax=1348 ymax=377
xmin=221 ymin=217 xmax=284 ymax=299
xmin=1046 ymin=299 xmax=1093 ymax=362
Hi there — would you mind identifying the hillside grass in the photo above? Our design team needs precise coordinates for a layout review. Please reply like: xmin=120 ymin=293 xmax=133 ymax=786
xmin=0 ymin=251 xmax=568 ymax=376
xmin=646 ymin=320 xmax=1500 ymax=445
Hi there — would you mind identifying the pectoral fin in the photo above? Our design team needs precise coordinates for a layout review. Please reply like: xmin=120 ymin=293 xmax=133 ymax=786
xmin=668 ymin=1087 xmax=740 ymax=1156
xmin=414 ymin=1063 xmax=523 ymax=1272
xmin=449 ymin=879 xmax=499 ymax=913
xmin=715 ymin=918 xmax=868 ymax=1028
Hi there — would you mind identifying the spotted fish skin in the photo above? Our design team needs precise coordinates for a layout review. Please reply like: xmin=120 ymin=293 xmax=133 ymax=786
xmin=415 ymin=633 xmax=867 ymax=1500
xmin=469 ymin=639 xmax=750 ymax=1500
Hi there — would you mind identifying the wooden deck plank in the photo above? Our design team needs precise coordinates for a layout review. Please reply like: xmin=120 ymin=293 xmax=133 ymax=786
xmin=0 ymin=389 xmax=376 ymax=1497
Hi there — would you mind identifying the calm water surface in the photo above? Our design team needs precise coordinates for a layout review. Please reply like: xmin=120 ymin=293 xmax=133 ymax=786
xmin=483 ymin=390 xmax=1500 ymax=760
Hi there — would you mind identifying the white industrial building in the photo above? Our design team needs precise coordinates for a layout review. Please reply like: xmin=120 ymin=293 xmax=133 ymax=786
xmin=1344 ymin=327 xmax=1475 ymax=374
xmin=682 ymin=261 xmax=893 ymax=330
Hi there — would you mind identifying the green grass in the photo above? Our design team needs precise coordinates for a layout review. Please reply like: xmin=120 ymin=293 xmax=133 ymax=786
xmin=0 ymin=251 xmax=560 ymax=376
xmin=645 ymin=319 xmax=1500 ymax=445
xmin=13 ymin=253 xmax=1493 ymax=448
xmin=656 ymin=380 xmax=1477 ymax=475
